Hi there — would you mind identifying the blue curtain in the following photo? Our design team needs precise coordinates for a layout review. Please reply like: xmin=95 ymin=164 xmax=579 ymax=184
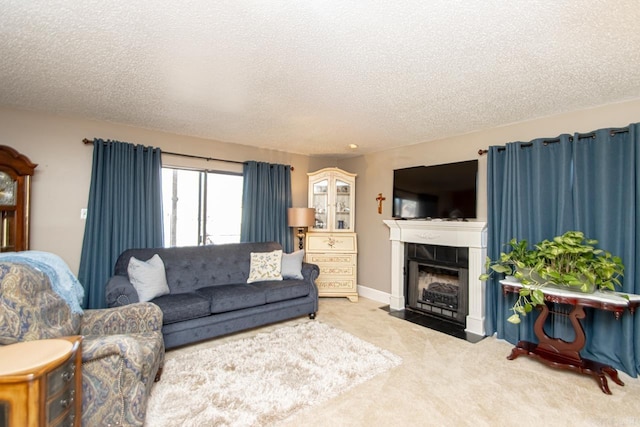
xmin=240 ymin=161 xmax=293 ymax=252
xmin=485 ymin=136 xmax=573 ymax=343
xmin=78 ymin=139 xmax=164 ymax=309
xmin=572 ymin=126 xmax=640 ymax=376
xmin=486 ymin=124 xmax=640 ymax=377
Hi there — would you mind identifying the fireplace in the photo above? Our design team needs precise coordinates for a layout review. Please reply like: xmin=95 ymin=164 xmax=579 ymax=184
xmin=406 ymin=243 xmax=468 ymax=325
xmin=383 ymin=219 xmax=487 ymax=339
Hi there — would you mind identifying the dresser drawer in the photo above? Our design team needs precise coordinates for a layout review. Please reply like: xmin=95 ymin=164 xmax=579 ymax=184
xmin=316 ymin=278 xmax=357 ymax=292
xmin=47 ymin=384 xmax=76 ymax=425
xmin=307 ymin=253 xmax=356 ymax=266
xmin=306 ymin=233 xmax=357 ymax=252
xmin=318 ymin=265 xmax=355 ymax=276
xmin=47 ymin=358 xmax=76 ymax=396
xmin=51 ymin=403 xmax=76 ymax=427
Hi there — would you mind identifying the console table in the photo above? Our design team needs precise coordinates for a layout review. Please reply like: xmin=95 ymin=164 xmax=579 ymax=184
xmin=501 ymin=279 xmax=640 ymax=394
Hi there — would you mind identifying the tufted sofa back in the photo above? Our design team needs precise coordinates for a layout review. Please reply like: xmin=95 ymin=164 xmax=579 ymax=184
xmin=113 ymin=242 xmax=283 ymax=294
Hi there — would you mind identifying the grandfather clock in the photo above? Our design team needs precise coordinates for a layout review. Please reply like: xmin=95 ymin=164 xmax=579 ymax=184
xmin=0 ymin=146 xmax=37 ymax=252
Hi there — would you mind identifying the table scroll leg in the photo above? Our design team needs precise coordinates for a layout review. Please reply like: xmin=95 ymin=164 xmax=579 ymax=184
xmin=603 ymin=366 xmax=624 ymax=387
xmin=507 ymin=345 xmax=526 ymax=360
xmin=596 ymin=374 xmax=612 ymax=395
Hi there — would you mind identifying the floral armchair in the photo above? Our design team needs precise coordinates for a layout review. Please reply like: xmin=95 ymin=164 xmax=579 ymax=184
xmin=0 ymin=259 xmax=165 ymax=426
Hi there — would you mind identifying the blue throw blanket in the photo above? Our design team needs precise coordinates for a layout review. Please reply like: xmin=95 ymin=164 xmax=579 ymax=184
xmin=0 ymin=251 xmax=85 ymax=314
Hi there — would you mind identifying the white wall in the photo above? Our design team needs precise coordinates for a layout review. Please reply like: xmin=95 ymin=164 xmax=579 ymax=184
xmin=339 ymin=98 xmax=640 ymax=297
xmin=0 ymin=108 xmax=334 ymax=273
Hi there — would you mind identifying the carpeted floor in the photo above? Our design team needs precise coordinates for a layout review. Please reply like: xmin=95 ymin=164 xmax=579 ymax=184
xmin=146 ymin=297 xmax=640 ymax=427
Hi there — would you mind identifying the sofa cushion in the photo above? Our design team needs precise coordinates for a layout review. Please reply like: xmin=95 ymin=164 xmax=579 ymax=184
xmin=127 ymin=254 xmax=170 ymax=302
xmin=263 ymin=279 xmax=310 ymax=303
xmin=197 ymin=284 xmax=267 ymax=314
xmin=281 ymin=250 xmax=304 ymax=280
xmin=151 ymin=292 xmax=210 ymax=324
xmin=247 ymin=250 xmax=283 ymax=283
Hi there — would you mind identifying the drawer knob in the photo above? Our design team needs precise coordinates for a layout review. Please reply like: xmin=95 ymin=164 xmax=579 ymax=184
xmin=59 ymin=396 xmax=73 ymax=409
xmin=61 ymin=370 xmax=74 ymax=382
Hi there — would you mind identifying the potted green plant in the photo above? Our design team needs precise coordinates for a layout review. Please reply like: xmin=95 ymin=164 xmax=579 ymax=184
xmin=480 ymin=231 xmax=624 ymax=324
xmin=479 ymin=237 xmax=538 ymax=283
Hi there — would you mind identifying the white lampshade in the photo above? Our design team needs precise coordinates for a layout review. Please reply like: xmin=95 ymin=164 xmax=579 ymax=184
xmin=287 ymin=208 xmax=316 ymax=227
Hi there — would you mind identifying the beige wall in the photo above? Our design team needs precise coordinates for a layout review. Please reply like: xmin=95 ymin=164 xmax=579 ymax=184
xmin=4 ymin=99 xmax=640 ymax=294
xmin=339 ymin=98 xmax=640 ymax=297
xmin=0 ymin=108 xmax=335 ymax=273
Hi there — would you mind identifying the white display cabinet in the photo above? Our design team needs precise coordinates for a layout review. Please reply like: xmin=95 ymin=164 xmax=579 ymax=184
xmin=307 ymin=168 xmax=358 ymax=302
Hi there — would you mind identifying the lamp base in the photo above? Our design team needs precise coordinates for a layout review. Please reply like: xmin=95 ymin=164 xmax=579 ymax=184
xmin=297 ymin=228 xmax=305 ymax=250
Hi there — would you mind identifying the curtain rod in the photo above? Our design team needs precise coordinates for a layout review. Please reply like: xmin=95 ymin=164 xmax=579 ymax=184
xmin=477 ymin=127 xmax=630 ymax=156
xmin=82 ymin=138 xmax=294 ymax=170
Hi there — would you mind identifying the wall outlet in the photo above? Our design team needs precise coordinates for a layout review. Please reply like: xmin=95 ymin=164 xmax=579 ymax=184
xmin=80 ymin=208 xmax=87 ymax=219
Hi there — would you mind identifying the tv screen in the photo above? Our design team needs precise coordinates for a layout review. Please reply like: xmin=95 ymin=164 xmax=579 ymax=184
xmin=392 ymin=160 xmax=478 ymax=220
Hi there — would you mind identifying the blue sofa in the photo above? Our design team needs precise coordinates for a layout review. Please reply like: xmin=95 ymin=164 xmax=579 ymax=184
xmin=105 ymin=242 xmax=319 ymax=349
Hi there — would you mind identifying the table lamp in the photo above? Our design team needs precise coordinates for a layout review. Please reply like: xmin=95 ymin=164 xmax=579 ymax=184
xmin=287 ymin=207 xmax=316 ymax=250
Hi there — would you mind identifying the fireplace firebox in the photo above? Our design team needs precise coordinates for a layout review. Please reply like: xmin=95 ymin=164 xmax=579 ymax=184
xmin=405 ymin=243 xmax=469 ymax=326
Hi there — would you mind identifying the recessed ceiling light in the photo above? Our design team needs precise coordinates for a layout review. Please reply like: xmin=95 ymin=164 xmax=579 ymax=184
xmin=348 ymin=144 xmax=359 ymax=149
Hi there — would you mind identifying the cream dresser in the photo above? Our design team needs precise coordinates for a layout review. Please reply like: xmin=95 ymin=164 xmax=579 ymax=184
xmin=307 ymin=168 xmax=358 ymax=302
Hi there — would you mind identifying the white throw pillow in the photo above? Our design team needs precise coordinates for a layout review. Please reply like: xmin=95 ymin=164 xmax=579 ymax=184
xmin=127 ymin=254 xmax=170 ymax=302
xmin=281 ymin=250 xmax=304 ymax=280
xmin=247 ymin=250 xmax=283 ymax=283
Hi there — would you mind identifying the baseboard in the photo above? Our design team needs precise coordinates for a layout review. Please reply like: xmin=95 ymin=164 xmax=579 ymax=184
xmin=357 ymin=285 xmax=391 ymax=305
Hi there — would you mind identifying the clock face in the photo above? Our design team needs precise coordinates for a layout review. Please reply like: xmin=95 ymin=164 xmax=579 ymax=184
xmin=0 ymin=172 xmax=16 ymax=205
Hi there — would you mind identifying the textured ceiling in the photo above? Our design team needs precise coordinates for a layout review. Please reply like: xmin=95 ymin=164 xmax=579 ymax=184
xmin=2 ymin=1 xmax=640 ymax=157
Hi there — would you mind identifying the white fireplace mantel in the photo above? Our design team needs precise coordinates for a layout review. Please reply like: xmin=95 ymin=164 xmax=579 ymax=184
xmin=384 ymin=219 xmax=488 ymax=337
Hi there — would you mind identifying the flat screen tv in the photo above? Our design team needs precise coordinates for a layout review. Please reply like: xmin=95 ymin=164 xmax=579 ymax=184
xmin=392 ymin=160 xmax=478 ymax=220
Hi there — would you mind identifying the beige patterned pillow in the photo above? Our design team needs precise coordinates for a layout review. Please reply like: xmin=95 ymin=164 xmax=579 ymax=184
xmin=247 ymin=250 xmax=283 ymax=283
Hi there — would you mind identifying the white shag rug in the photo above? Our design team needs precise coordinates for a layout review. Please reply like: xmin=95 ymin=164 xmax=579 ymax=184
xmin=144 ymin=321 xmax=402 ymax=427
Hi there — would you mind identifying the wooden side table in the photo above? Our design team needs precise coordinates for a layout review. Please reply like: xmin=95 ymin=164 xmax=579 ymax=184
xmin=0 ymin=336 xmax=82 ymax=427
xmin=501 ymin=280 xmax=640 ymax=394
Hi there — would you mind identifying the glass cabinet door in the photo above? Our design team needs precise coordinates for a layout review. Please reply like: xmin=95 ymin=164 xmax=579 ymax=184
xmin=311 ymin=179 xmax=329 ymax=230
xmin=334 ymin=179 xmax=351 ymax=230
xmin=308 ymin=168 xmax=356 ymax=232
xmin=0 ymin=171 xmax=17 ymax=251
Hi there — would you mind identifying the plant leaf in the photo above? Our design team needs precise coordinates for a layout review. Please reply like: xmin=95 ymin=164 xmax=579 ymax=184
xmin=507 ymin=314 xmax=521 ymax=324
xmin=491 ymin=265 xmax=511 ymax=274
xmin=531 ymin=289 xmax=545 ymax=306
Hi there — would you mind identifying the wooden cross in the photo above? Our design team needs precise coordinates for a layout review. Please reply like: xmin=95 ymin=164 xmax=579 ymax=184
xmin=376 ymin=193 xmax=386 ymax=214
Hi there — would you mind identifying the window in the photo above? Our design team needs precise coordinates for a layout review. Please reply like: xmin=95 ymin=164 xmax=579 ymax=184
xmin=161 ymin=168 xmax=243 ymax=247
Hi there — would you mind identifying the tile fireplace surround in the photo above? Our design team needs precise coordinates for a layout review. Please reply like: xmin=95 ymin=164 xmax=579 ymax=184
xmin=384 ymin=219 xmax=488 ymax=338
